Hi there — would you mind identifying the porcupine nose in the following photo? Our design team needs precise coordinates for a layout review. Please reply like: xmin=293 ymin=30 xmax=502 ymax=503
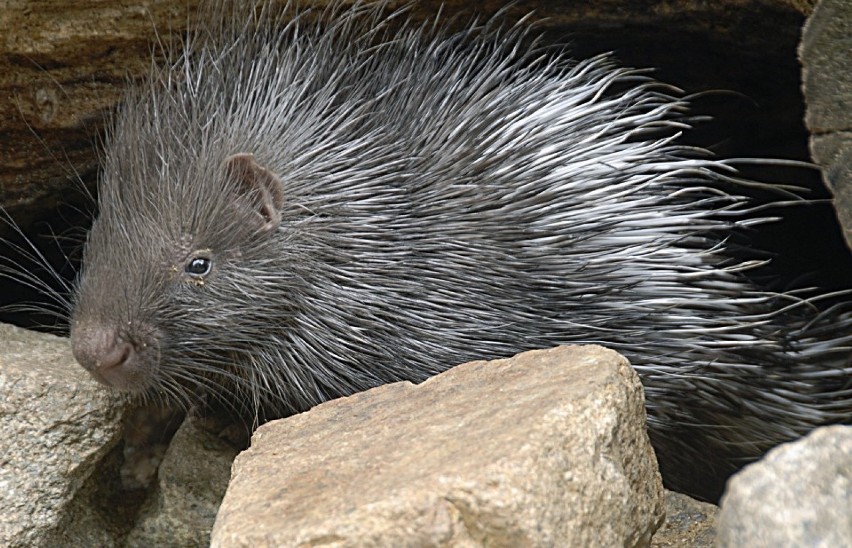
xmin=71 ymin=323 xmax=143 ymax=391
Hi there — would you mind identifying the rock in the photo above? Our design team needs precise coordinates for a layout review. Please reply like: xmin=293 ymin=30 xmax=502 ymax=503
xmin=212 ymin=345 xmax=664 ymax=547
xmin=0 ymin=0 xmax=202 ymax=226
xmin=126 ymin=416 xmax=239 ymax=548
xmin=651 ymin=490 xmax=717 ymax=547
xmin=716 ymin=425 xmax=852 ymax=547
xmin=800 ymin=0 xmax=852 ymax=251
xmin=0 ymin=322 xmax=129 ymax=547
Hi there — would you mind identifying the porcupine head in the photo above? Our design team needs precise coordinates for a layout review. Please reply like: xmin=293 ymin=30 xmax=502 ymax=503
xmin=67 ymin=1 xmax=477 ymax=418
xmin=70 ymin=145 xmax=295 ymax=415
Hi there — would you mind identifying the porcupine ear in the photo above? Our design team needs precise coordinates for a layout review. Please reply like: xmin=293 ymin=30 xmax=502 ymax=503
xmin=223 ymin=153 xmax=285 ymax=234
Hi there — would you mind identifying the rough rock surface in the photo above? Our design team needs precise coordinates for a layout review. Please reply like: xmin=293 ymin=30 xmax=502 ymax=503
xmin=800 ymin=0 xmax=852 ymax=250
xmin=651 ymin=490 xmax=717 ymax=547
xmin=716 ymin=425 xmax=852 ymax=547
xmin=212 ymin=345 xmax=664 ymax=547
xmin=0 ymin=0 xmax=201 ymax=225
xmin=0 ymin=322 xmax=129 ymax=547
xmin=126 ymin=416 xmax=239 ymax=548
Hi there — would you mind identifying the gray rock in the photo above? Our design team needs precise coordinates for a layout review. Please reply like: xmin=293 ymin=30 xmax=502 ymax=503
xmin=0 ymin=322 xmax=129 ymax=547
xmin=800 ymin=0 xmax=852 ymax=251
xmin=126 ymin=416 xmax=239 ymax=548
xmin=212 ymin=345 xmax=664 ymax=547
xmin=717 ymin=425 xmax=852 ymax=547
xmin=652 ymin=490 xmax=717 ymax=547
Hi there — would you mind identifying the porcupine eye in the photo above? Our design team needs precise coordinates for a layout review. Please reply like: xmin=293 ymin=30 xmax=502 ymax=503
xmin=185 ymin=256 xmax=212 ymax=277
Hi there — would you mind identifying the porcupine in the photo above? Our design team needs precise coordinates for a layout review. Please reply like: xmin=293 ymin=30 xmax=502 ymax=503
xmin=66 ymin=0 xmax=852 ymax=501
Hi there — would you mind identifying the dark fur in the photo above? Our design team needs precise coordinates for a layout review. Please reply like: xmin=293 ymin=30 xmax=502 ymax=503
xmin=68 ymin=1 xmax=852 ymax=500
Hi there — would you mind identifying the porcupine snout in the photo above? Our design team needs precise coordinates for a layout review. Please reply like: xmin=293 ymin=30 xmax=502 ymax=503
xmin=71 ymin=321 xmax=155 ymax=392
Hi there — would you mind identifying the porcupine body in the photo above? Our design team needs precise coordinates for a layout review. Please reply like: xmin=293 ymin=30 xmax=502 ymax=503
xmin=69 ymin=1 xmax=852 ymax=501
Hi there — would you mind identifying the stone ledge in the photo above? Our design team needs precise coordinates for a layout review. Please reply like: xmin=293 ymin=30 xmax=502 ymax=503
xmin=212 ymin=345 xmax=664 ymax=547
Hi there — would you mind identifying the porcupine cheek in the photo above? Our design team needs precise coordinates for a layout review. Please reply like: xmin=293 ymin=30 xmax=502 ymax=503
xmin=71 ymin=320 xmax=158 ymax=393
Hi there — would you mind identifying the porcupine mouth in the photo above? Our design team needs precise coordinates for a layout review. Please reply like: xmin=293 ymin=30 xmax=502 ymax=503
xmin=70 ymin=318 xmax=162 ymax=394
xmin=87 ymin=341 xmax=159 ymax=394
